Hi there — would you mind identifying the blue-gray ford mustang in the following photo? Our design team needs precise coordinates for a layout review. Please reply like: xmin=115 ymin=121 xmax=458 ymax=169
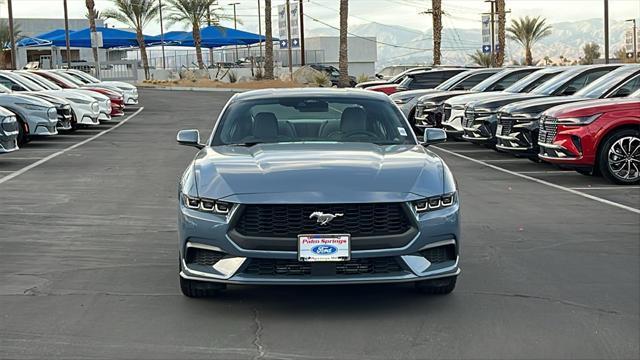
xmin=176 ymin=88 xmax=460 ymax=297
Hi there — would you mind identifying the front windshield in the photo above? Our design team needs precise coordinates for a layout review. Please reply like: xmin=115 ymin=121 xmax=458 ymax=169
xmin=574 ymin=67 xmax=640 ymax=99
xmin=40 ymin=72 xmax=79 ymax=88
xmin=69 ymin=70 xmax=99 ymax=83
xmin=530 ymin=67 xmax=583 ymax=95
xmin=212 ymin=97 xmax=415 ymax=146
xmin=398 ymin=76 xmax=413 ymax=88
xmin=54 ymin=71 xmax=87 ymax=86
xmin=18 ymin=72 xmax=63 ymax=90
xmin=504 ymin=70 xmax=562 ymax=93
xmin=7 ymin=73 xmax=46 ymax=91
xmin=435 ymin=70 xmax=472 ymax=90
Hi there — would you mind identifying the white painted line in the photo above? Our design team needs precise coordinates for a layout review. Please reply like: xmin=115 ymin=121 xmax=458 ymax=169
xmin=571 ymin=186 xmax=640 ymax=190
xmin=0 ymin=107 xmax=144 ymax=186
xmin=483 ymin=159 xmax=531 ymax=163
xmin=518 ymin=170 xmax=575 ymax=174
xmin=445 ymin=149 xmax=494 ymax=153
xmin=0 ymin=157 xmax=47 ymax=161
xmin=433 ymin=145 xmax=640 ymax=214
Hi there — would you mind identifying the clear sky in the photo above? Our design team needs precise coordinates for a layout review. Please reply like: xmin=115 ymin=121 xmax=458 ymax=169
xmin=3 ymin=0 xmax=640 ymax=35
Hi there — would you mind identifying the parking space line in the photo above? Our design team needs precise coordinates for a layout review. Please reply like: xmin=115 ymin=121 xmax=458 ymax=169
xmin=570 ymin=186 xmax=640 ymax=190
xmin=443 ymin=149 xmax=495 ymax=153
xmin=0 ymin=107 xmax=144 ymax=186
xmin=518 ymin=170 xmax=575 ymax=174
xmin=0 ymin=157 xmax=47 ymax=161
xmin=483 ymin=159 xmax=533 ymax=163
xmin=433 ymin=145 xmax=640 ymax=214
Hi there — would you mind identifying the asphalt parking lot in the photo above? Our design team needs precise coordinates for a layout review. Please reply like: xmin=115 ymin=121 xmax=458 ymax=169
xmin=0 ymin=89 xmax=638 ymax=359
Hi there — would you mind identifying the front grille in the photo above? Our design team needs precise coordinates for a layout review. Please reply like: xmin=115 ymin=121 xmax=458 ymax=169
xmin=421 ymin=244 xmax=456 ymax=263
xmin=443 ymin=104 xmax=452 ymax=122
xmin=463 ymin=110 xmax=475 ymax=128
xmin=538 ymin=116 xmax=558 ymax=144
xmin=185 ymin=247 xmax=225 ymax=266
xmin=234 ymin=203 xmax=412 ymax=239
xmin=497 ymin=113 xmax=515 ymax=135
xmin=242 ymin=257 xmax=404 ymax=276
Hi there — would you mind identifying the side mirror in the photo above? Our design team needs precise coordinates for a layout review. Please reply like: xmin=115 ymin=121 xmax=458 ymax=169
xmin=563 ymin=86 xmax=577 ymax=95
xmin=177 ymin=129 xmax=204 ymax=149
xmin=421 ymin=128 xmax=447 ymax=146
xmin=375 ymin=74 xmax=383 ymax=79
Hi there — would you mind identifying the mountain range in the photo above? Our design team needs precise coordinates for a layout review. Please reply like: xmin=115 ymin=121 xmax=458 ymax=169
xmin=307 ymin=18 xmax=630 ymax=68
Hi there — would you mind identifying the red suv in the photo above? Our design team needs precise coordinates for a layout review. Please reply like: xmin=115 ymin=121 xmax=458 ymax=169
xmin=538 ymin=98 xmax=640 ymax=184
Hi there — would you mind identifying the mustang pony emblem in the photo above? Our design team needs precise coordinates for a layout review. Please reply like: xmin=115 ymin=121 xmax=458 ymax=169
xmin=309 ymin=211 xmax=343 ymax=225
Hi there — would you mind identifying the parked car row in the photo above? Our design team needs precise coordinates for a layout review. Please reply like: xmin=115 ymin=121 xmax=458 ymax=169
xmin=0 ymin=69 xmax=139 ymax=155
xmin=369 ymin=64 xmax=640 ymax=184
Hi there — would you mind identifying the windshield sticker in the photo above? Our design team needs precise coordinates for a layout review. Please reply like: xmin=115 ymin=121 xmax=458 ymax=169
xmin=398 ymin=127 xmax=407 ymax=136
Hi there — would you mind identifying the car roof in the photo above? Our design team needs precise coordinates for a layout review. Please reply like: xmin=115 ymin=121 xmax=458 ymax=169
xmin=232 ymin=88 xmax=391 ymax=102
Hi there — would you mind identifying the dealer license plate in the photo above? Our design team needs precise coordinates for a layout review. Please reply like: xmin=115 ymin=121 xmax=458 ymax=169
xmin=496 ymin=124 xmax=503 ymax=134
xmin=298 ymin=234 xmax=350 ymax=262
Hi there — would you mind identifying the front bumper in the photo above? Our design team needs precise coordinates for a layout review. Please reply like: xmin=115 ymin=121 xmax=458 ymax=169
xmin=0 ymin=120 xmax=19 ymax=153
xmin=178 ymin=201 xmax=461 ymax=285
xmin=124 ymin=90 xmax=138 ymax=105
xmin=495 ymin=118 xmax=539 ymax=155
xmin=441 ymin=107 xmax=465 ymax=137
xmin=461 ymin=113 xmax=497 ymax=144
xmin=56 ymin=106 xmax=73 ymax=131
xmin=414 ymin=105 xmax=442 ymax=128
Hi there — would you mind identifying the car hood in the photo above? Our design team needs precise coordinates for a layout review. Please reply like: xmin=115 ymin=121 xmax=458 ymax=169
xmin=66 ymin=89 xmax=109 ymax=101
xmin=0 ymin=93 xmax=54 ymax=107
xmin=418 ymin=90 xmax=473 ymax=104
xmin=28 ymin=92 xmax=70 ymax=106
xmin=499 ymin=96 xmax=589 ymax=116
xmin=192 ymin=143 xmax=445 ymax=203
xmin=102 ymin=81 xmax=136 ymax=90
xmin=367 ymin=84 xmax=398 ymax=91
xmin=356 ymin=80 xmax=389 ymax=88
xmin=392 ymin=88 xmax=442 ymax=100
xmin=468 ymin=93 xmax=548 ymax=111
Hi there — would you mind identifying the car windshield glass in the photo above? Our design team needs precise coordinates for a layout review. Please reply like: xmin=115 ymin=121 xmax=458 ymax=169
xmin=8 ymin=73 xmax=46 ymax=91
xmin=435 ymin=71 xmax=473 ymax=90
xmin=504 ymin=70 xmax=560 ymax=93
xmin=212 ymin=96 xmax=415 ymax=146
xmin=65 ymin=71 xmax=92 ymax=84
xmin=574 ymin=68 xmax=640 ymax=98
xmin=55 ymin=71 xmax=86 ymax=86
xmin=41 ymin=72 xmax=79 ymax=88
xmin=18 ymin=72 xmax=62 ymax=90
xmin=530 ymin=67 xmax=585 ymax=95
xmin=398 ymin=76 xmax=413 ymax=87
xmin=0 ymin=84 xmax=10 ymax=94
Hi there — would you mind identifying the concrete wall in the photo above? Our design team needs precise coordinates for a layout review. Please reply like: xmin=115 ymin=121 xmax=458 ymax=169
xmin=304 ymin=36 xmax=377 ymax=76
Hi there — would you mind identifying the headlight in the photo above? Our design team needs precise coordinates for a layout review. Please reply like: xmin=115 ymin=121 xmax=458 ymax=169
xmin=68 ymin=98 xmax=93 ymax=104
xmin=47 ymin=107 xmax=58 ymax=119
xmin=511 ymin=113 xmax=538 ymax=123
xmin=556 ymin=113 xmax=601 ymax=125
xmin=414 ymin=192 xmax=456 ymax=213
xmin=182 ymin=194 xmax=231 ymax=215
xmin=16 ymin=102 xmax=50 ymax=111
xmin=0 ymin=115 xmax=17 ymax=132
xmin=91 ymin=102 xmax=99 ymax=112
xmin=475 ymin=107 xmax=494 ymax=115
xmin=420 ymin=101 xmax=437 ymax=108
xmin=393 ymin=96 xmax=413 ymax=105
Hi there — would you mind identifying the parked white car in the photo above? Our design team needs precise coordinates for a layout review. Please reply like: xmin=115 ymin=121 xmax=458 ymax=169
xmin=60 ymin=69 xmax=138 ymax=105
xmin=10 ymin=71 xmax=104 ymax=127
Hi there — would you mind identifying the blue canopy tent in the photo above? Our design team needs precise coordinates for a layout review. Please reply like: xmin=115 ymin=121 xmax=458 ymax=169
xmin=155 ymin=26 xmax=273 ymax=48
xmin=47 ymin=27 xmax=161 ymax=48
xmin=16 ymin=29 xmax=74 ymax=47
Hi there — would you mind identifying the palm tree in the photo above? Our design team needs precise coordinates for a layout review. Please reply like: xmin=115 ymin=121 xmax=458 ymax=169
xmin=338 ymin=0 xmax=349 ymax=87
xmin=85 ymin=0 xmax=100 ymax=64
xmin=495 ymin=0 xmax=505 ymax=66
xmin=468 ymin=50 xmax=492 ymax=67
xmin=166 ymin=0 xmax=232 ymax=69
xmin=103 ymin=0 xmax=160 ymax=80
xmin=264 ymin=0 xmax=273 ymax=79
xmin=507 ymin=16 xmax=552 ymax=66
xmin=431 ymin=0 xmax=442 ymax=65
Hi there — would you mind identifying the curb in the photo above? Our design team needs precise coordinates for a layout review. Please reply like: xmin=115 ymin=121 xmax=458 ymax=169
xmin=138 ymin=86 xmax=251 ymax=93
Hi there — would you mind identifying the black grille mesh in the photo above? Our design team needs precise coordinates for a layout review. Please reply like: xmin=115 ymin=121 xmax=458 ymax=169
xmin=234 ymin=203 xmax=412 ymax=238
xmin=421 ymin=244 xmax=456 ymax=263
xmin=538 ymin=116 xmax=558 ymax=144
xmin=443 ymin=105 xmax=452 ymax=122
xmin=242 ymin=257 xmax=403 ymax=276
xmin=498 ymin=113 xmax=514 ymax=135
xmin=186 ymin=247 xmax=225 ymax=266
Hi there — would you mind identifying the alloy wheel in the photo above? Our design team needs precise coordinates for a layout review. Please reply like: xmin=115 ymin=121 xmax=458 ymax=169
xmin=607 ymin=136 xmax=640 ymax=182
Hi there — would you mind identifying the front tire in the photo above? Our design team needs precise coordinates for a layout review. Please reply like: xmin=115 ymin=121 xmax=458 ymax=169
xmin=414 ymin=276 xmax=457 ymax=295
xmin=598 ymin=129 xmax=640 ymax=185
xmin=16 ymin=117 xmax=28 ymax=146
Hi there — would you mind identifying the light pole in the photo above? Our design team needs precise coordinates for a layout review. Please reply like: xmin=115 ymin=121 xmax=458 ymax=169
xmin=604 ymin=0 xmax=609 ymax=63
xmin=228 ymin=2 xmax=240 ymax=62
xmin=627 ymin=19 xmax=637 ymax=63
xmin=7 ymin=0 xmax=16 ymax=69
xmin=159 ymin=0 xmax=166 ymax=69
xmin=63 ymin=0 xmax=72 ymax=68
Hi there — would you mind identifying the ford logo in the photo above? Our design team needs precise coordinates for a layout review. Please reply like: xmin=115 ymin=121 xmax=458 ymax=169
xmin=311 ymin=245 xmax=338 ymax=255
